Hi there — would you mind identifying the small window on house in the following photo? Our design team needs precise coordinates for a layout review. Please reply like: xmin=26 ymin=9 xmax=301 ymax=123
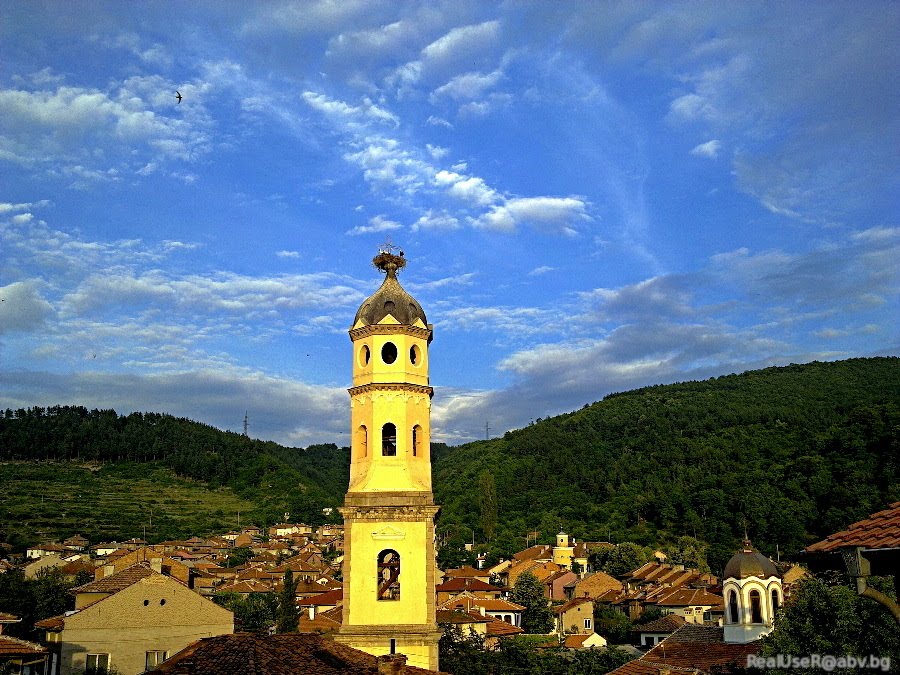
xmin=359 ymin=344 xmax=371 ymax=367
xmin=86 ymin=654 xmax=110 ymax=671
xmin=771 ymin=588 xmax=780 ymax=615
xmin=728 ymin=590 xmax=739 ymax=623
xmin=749 ymin=590 xmax=763 ymax=623
xmin=382 ymin=423 xmax=397 ymax=456
xmin=146 ymin=651 xmax=169 ymax=669
xmin=410 ymin=344 xmax=421 ymax=365
xmin=584 ymin=618 xmax=592 ymax=629
xmin=378 ymin=549 xmax=400 ymax=601
xmin=412 ymin=425 xmax=422 ymax=457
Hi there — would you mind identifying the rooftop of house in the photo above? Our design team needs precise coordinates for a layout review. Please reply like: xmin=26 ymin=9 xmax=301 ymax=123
xmin=654 ymin=588 xmax=723 ymax=607
xmin=631 ymin=614 xmax=686 ymax=634
xmin=0 ymin=634 xmax=47 ymax=657
xmin=145 ymin=632 xmax=444 ymax=675
xmin=72 ymin=563 xmax=156 ymax=594
xmin=806 ymin=501 xmax=900 ymax=553
xmin=435 ymin=578 xmax=502 ymax=593
xmin=553 ymin=596 xmax=594 ymax=615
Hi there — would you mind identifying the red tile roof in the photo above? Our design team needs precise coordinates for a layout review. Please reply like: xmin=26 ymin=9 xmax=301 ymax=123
xmin=654 ymin=588 xmax=722 ymax=607
xmin=609 ymin=624 xmax=762 ymax=675
xmin=553 ymin=596 xmax=593 ymax=615
xmin=435 ymin=578 xmax=502 ymax=593
xmin=73 ymin=563 xmax=155 ymax=594
xmin=302 ymin=588 xmax=343 ymax=606
xmin=484 ymin=616 xmax=523 ymax=636
xmin=0 ymin=635 xmax=47 ymax=657
xmin=806 ymin=502 xmax=900 ymax=552
xmin=145 ymin=632 xmax=443 ymax=674
xmin=34 ymin=614 xmax=66 ymax=631
xmin=632 ymin=614 xmax=686 ymax=634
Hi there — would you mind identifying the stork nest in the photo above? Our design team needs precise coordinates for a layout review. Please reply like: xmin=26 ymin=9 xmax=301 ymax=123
xmin=372 ymin=251 xmax=407 ymax=273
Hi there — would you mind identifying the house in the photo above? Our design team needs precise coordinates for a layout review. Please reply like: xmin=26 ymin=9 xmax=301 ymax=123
xmin=435 ymin=578 xmax=503 ymax=604
xmin=436 ymin=609 xmax=490 ymax=639
xmin=25 ymin=543 xmax=67 ymax=560
xmin=144 ymin=632 xmax=442 ymax=674
xmin=553 ymin=596 xmax=595 ymax=635
xmin=443 ymin=565 xmax=490 ymax=584
xmin=631 ymin=614 xmax=686 ymax=648
xmin=651 ymin=587 xmax=723 ymax=624
xmin=24 ymin=554 xmax=67 ymax=579
xmin=543 ymin=569 xmax=578 ymax=601
xmin=563 ymin=632 xmax=607 ymax=649
xmin=95 ymin=547 xmax=193 ymax=587
xmin=607 ymin=624 xmax=761 ymax=675
xmin=438 ymin=592 xmax=526 ymax=628
xmin=90 ymin=542 xmax=121 ymax=557
xmin=62 ymin=535 xmax=89 ymax=552
xmin=36 ymin=564 xmax=233 ymax=675
xmin=564 ymin=570 xmax=623 ymax=601
xmin=804 ymin=501 xmax=900 ymax=625
xmin=0 ymin=633 xmax=47 ymax=675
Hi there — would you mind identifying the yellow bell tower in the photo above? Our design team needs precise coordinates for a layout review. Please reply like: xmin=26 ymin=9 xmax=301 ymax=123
xmin=334 ymin=248 xmax=441 ymax=671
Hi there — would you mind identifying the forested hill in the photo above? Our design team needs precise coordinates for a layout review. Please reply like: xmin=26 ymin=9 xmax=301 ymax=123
xmin=0 ymin=407 xmax=350 ymax=530
xmin=3 ymin=358 xmax=898 ymax=568
xmin=433 ymin=357 xmax=900 ymax=570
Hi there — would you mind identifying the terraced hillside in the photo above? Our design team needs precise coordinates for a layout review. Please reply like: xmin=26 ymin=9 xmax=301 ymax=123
xmin=0 ymin=462 xmax=256 ymax=547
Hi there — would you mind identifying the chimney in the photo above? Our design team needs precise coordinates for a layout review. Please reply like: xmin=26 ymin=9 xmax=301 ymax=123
xmin=150 ymin=558 xmax=163 ymax=573
xmin=103 ymin=564 xmax=114 ymax=578
xmin=308 ymin=606 xmax=315 ymax=620
xmin=479 ymin=606 xmax=486 ymax=616
xmin=376 ymin=654 xmax=407 ymax=675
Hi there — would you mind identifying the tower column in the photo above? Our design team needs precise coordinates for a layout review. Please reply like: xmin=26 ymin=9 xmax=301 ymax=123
xmin=335 ymin=249 xmax=440 ymax=671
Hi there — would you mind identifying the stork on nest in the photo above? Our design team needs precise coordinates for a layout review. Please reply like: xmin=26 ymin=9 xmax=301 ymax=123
xmin=372 ymin=251 xmax=407 ymax=275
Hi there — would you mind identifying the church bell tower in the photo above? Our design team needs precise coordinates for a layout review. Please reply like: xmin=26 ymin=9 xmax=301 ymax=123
xmin=334 ymin=248 xmax=441 ymax=671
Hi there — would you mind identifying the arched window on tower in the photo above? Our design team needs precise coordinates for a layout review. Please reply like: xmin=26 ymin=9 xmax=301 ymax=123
xmin=749 ymin=589 xmax=763 ymax=623
xmin=412 ymin=425 xmax=422 ymax=457
xmin=377 ymin=549 xmax=400 ymax=600
xmin=728 ymin=590 xmax=739 ymax=623
xmin=771 ymin=588 xmax=780 ymax=616
xmin=357 ymin=425 xmax=367 ymax=458
xmin=382 ymin=423 xmax=397 ymax=456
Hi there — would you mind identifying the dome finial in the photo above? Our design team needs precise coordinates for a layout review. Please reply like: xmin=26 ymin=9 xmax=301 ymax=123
xmin=373 ymin=239 xmax=406 ymax=277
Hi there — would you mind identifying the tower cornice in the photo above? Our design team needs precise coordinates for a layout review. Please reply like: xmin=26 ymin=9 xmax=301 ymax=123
xmin=349 ymin=323 xmax=433 ymax=344
xmin=348 ymin=383 xmax=434 ymax=398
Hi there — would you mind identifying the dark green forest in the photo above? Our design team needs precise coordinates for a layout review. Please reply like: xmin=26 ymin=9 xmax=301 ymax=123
xmin=2 ymin=358 xmax=898 ymax=571
xmin=434 ymin=357 xmax=900 ymax=571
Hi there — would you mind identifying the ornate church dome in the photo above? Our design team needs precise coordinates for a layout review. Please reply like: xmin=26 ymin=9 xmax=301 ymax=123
xmin=353 ymin=250 xmax=427 ymax=327
xmin=723 ymin=539 xmax=780 ymax=580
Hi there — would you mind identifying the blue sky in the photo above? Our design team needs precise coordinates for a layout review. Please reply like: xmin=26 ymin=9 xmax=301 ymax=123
xmin=1 ymin=1 xmax=897 ymax=446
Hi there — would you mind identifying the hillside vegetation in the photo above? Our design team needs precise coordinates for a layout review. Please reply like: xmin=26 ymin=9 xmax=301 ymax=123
xmin=0 ymin=462 xmax=256 ymax=547
xmin=0 ymin=408 xmax=349 ymax=548
xmin=434 ymin=357 xmax=900 ymax=570
xmin=2 ymin=358 xmax=898 ymax=569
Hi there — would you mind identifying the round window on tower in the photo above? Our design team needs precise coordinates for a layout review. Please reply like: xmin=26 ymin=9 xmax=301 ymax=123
xmin=409 ymin=344 xmax=421 ymax=366
xmin=359 ymin=344 xmax=371 ymax=367
xmin=381 ymin=341 xmax=398 ymax=364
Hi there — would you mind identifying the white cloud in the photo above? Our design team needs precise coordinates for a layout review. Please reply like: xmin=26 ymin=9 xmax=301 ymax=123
xmin=411 ymin=210 xmax=460 ymax=231
xmin=477 ymin=196 xmax=590 ymax=234
xmin=0 ymin=281 xmax=54 ymax=333
xmin=276 ymin=250 xmax=301 ymax=259
xmin=528 ymin=266 xmax=554 ymax=276
xmin=431 ymin=70 xmax=503 ymax=102
xmin=346 ymin=214 xmax=403 ymax=236
xmin=690 ymin=139 xmax=721 ymax=158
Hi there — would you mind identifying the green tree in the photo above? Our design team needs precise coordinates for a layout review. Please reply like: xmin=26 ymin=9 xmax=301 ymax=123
xmin=275 ymin=569 xmax=300 ymax=633
xmin=224 ymin=546 xmax=254 ymax=568
xmin=602 ymin=542 xmax=652 ymax=577
xmin=662 ymin=536 xmax=709 ymax=572
xmin=509 ymin=572 xmax=554 ymax=634
xmin=478 ymin=470 xmax=498 ymax=541
xmin=594 ymin=603 xmax=632 ymax=644
xmin=759 ymin=575 xmax=900 ymax=672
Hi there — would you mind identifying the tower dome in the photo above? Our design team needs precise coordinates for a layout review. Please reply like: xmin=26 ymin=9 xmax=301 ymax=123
xmin=723 ymin=539 xmax=780 ymax=580
xmin=353 ymin=251 xmax=427 ymax=328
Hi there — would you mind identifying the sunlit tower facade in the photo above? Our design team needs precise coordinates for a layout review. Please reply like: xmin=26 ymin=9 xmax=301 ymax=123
xmin=334 ymin=249 xmax=440 ymax=671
